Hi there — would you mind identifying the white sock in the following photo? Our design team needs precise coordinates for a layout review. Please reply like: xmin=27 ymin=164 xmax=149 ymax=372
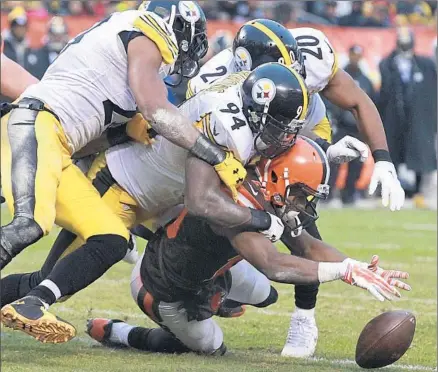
xmin=294 ymin=306 xmax=315 ymax=318
xmin=39 ymin=279 xmax=61 ymax=304
xmin=109 ymin=322 xmax=135 ymax=346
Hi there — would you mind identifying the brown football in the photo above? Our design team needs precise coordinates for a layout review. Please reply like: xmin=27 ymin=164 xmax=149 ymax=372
xmin=355 ymin=310 xmax=416 ymax=369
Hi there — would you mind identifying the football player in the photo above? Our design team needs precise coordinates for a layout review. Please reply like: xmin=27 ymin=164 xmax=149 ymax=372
xmin=187 ymin=19 xmax=403 ymax=357
xmin=1 ymin=63 xmax=307 ymax=342
xmin=86 ymin=137 xmax=410 ymax=356
xmin=0 ymin=1 xmax=251 ymax=344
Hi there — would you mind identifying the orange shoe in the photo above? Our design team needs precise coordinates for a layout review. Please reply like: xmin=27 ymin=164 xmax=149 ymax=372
xmin=86 ymin=318 xmax=127 ymax=348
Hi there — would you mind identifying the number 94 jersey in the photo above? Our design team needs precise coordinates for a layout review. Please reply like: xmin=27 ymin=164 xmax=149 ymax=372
xmin=186 ymin=71 xmax=254 ymax=164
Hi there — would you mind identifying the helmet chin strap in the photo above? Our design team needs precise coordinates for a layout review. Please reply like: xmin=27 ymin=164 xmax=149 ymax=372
xmin=168 ymin=5 xmax=176 ymax=29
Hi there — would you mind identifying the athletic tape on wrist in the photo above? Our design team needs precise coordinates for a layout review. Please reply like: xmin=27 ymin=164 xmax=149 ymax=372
xmin=190 ymin=134 xmax=226 ymax=165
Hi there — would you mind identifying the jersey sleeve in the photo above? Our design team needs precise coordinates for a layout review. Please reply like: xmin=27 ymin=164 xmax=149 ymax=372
xmin=290 ymin=27 xmax=338 ymax=93
xmin=194 ymin=103 xmax=253 ymax=164
xmin=133 ymin=11 xmax=178 ymax=65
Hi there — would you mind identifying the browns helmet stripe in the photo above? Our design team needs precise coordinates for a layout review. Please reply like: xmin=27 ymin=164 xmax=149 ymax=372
xmin=300 ymin=136 xmax=330 ymax=186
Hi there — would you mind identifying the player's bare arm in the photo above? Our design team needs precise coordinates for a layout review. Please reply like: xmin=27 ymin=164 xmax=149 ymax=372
xmin=185 ymin=156 xmax=282 ymax=239
xmin=0 ymin=54 xmax=38 ymax=100
xmin=281 ymin=228 xmax=347 ymax=263
xmin=221 ymin=227 xmax=409 ymax=303
xmin=128 ymin=36 xmax=200 ymax=149
xmin=322 ymin=68 xmax=388 ymax=152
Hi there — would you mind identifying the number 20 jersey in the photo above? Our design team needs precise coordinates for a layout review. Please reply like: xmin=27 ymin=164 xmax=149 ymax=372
xmin=24 ymin=10 xmax=178 ymax=154
xmin=187 ymin=27 xmax=338 ymax=133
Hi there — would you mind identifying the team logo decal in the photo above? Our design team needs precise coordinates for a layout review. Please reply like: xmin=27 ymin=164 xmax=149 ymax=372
xmin=179 ymin=1 xmax=201 ymax=23
xmin=235 ymin=46 xmax=252 ymax=71
xmin=252 ymin=78 xmax=276 ymax=105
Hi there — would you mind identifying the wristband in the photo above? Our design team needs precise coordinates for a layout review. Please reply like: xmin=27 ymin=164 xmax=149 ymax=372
xmin=247 ymin=209 xmax=271 ymax=231
xmin=372 ymin=149 xmax=392 ymax=163
xmin=314 ymin=137 xmax=331 ymax=153
xmin=189 ymin=134 xmax=226 ymax=165
xmin=317 ymin=262 xmax=346 ymax=283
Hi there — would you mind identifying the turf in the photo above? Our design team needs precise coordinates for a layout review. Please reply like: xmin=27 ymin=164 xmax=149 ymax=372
xmin=1 ymin=208 xmax=436 ymax=372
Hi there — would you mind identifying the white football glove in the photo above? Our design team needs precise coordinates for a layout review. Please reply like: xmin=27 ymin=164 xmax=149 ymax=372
xmin=367 ymin=255 xmax=411 ymax=292
xmin=369 ymin=161 xmax=405 ymax=211
xmin=326 ymin=136 xmax=369 ymax=164
xmin=341 ymin=258 xmax=403 ymax=302
xmin=260 ymin=213 xmax=285 ymax=242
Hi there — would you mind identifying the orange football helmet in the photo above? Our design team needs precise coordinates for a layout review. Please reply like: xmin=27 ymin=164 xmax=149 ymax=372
xmin=255 ymin=136 xmax=330 ymax=232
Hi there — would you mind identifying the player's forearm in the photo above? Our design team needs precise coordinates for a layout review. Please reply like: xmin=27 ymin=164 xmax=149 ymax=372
xmin=1 ymin=54 xmax=38 ymax=99
xmin=280 ymin=229 xmax=346 ymax=262
xmin=323 ymin=69 xmax=389 ymax=153
xmin=185 ymin=156 xmax=273 ymax=230
xmin=351 ymin=97 xmax=389 ymax=152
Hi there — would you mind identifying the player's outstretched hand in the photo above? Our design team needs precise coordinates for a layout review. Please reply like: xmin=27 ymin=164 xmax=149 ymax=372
xmin=341 ymin=259 xmax=404 ymax=302
xmin=369 ymin=161 xmax=405 ymax=211
xmin=214 ymin=152 xmax=247 ymax=201
xmin=367 ymin=255 xmax=411 ymax=292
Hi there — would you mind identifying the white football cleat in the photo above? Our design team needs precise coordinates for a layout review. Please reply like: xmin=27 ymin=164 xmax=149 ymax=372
xmin=281 ymin=308 xmax=318 ymax=358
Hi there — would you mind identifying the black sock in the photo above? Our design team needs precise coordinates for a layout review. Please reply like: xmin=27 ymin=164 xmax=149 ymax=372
xmin=294 ymin=220 xmax=321 ymax=310
xmin=1 ymin=271 xmax=44 ymax=306
xmin=128 ymin=327 xmax=190 ymax=353
xmin=28 ymin=234 xmax=127 ymax=305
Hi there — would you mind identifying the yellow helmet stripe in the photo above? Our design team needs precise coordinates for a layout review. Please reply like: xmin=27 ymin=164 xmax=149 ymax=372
xmin=286 ymin=66 xmax=308 ymax=121
xmin=248 ymin=21 xmax=292 ymax=66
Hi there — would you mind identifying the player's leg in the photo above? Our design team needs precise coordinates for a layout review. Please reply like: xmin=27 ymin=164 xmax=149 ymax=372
xmin=87 ymin=318 xmax=190 ymax=353
xmin=225 ymin=260 xmax=278 ymax=309
xmin=0 ymin=107 xmax=67 ymax=269
xmin=1 ymin=159 xmax=132 ymax=343
xmin=0 ymin=229 xmax=80 ymax=307
xmin=1 ymin=154 xmax=137 ymax=306
xmin=282 ymin=219 xmax=321 ymax=358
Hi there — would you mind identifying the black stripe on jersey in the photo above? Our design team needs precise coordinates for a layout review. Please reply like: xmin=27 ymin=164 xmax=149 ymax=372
xmin=119 ymin=30 xmax=145 ymax=52
xmin=92 ymin=165 xmax=117 ymax=197
xmin=140 ymin=14 xmax=178 ymax=58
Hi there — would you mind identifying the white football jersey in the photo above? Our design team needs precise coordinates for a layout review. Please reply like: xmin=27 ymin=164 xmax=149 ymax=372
xmin=290 ymin=27 xmax=338 ymax=94
xmin=187 ymin=48 xmax=326 ymax=132
xmin=106 ymin=72 xmax=255 ymax=214
xmin=24 ymin=10 xmax=178 ymax=154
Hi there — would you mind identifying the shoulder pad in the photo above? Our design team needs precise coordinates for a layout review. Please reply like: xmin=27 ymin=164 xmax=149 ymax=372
xmin=133 ymin=11 xmax=178 ymax=65
xmin=290 ymin=27 xmax=338 ymax=93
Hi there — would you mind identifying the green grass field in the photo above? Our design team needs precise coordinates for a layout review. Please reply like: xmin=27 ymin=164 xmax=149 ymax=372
xmin=1 ymin=208 xmax=436 ymax=372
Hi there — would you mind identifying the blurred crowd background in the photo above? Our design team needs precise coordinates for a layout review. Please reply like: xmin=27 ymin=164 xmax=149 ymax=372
xmin=1 ymin=1 xmax=437 ymax=210
xmin=1 ymin=0 xmax=437 ymax=26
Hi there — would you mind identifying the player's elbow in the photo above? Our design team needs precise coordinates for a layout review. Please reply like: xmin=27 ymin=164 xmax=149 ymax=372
xmin=184 ymin=187 xmax=220 ymax=220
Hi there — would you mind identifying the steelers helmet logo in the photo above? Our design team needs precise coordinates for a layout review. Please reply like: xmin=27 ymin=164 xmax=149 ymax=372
xmin=234 ymin=46 xmax=252 ymax=71
xmin=252 ymin=78 xmax=277 ymax=105
xmin=179 ymin=1 xmax=201 ymax=23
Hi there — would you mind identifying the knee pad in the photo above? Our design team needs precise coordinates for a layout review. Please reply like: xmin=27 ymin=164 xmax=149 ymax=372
xmin=87 ymin=234 xmax=128 ymax=268
xmin=253 ymin=286 xmax=278 ymax=308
